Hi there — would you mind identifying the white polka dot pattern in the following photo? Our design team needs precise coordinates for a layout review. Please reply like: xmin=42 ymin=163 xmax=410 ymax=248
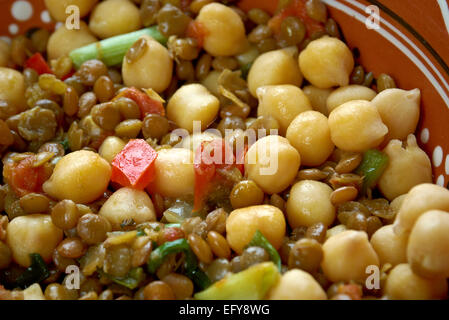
xmin=437 ymin=175 xmax=445 ymax=187
xmin=8 ymin=23 xmax=18 ymax=35
xmin=433 ymin=146 xmax=443 ymax=167
xmin=11 ymin=1 xmax=33 ymax=21
xmin=41 ymin=10 xmax=51 ymax=23
xmin=420 ymin=128 xmax=429 ymax=144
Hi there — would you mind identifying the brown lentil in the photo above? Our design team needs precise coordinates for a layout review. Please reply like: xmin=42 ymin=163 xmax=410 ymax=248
xmin=162 ymin=273 xmax=194 ymax=300
xmin=188 ymin=233 xmax=213 ymax=264
xmin=57 ymin=237 xmax=87 ymax=259
xmin=270 ymin=194 xmax=285 ymax=211
xmin=140 ymin=0 xmax=161 ymax=26
xmin=80 ymin=278 xmax=103 ymax=296
xmin=18 ymin=107 xmax=57 ymax=142
xmin=217 ymin=116 xmax=246 ymax=136
xmin=212 ymin=56 xmax=239 ymax=71
xmin=63 ymin=86 xmax=79 ymax=117
xmin=230 ymin=180 xmax=265 ymax=209
xmin=52 ymin=249 xmax=77 ymax=272
xmin=144 ymin=281 xmax=175 ymax=300
xmin=278 ymin=16 xmax=306 ymax=46
xmin=240 ymin=246 xmax=270 ymax=270
xmin=0 ymin=120 xmax=13 ymax=147
xmin=115 ymin=98 xmax=141 ymax=120
xmin=206 ymin=231 xmax=231 ymax=259
xmin=377 ymin=73 xmax=396 ymax=92
xmin=189 ymin=0 xmax=212 ymax=14
xmin=91 ymin=102 xmax=122 ymax=131
xmin=77 ymin=60 xmax=108 ymax=86
xmin=335 ymin=152 xmax=362 ymax=174
xmin=363 ymin=71 xmax=374 ymax=87
xmin=168 ymin=37 xmax=200 ymax=61
xmin=330 ymin=186 xmax=359 ymax=205
xmin=247 ymin=8 xmax=271 ymax=25
xmin=220 ymin=103 xmax=251 ymax=119
xmin=23 ymin=68 xmax=39 ymax=88
xmin=77 ymin=213 xmax=111 ymax=245
xmin=19 ymin=193 xmax=50 ymax=214
xmin=142 ymin=113 xmax=169 ymax=140
xmin=157 ymin=4 xmax=191 ymax=37
xmin=366 ymin=215 xmax=383 ymax=237
xmin=297 ymin=168 xmax=328 ymax=181
xmin=290 ymin=226 xmax=308 ymax=241
xmin=126 ymin=38 xmax=148 ymax=65
xmin=0 ymin=215 xmax=7 ymax=241
xmin=325 ymin=18 xmax=341 ymax=38
xmin=288 ymin=238 xmax=323 ymax=272
xmin=306 ymin=0 xmax=327 ymax=22
xmin=78 ymin=92 xmax=97 ymax=118
xmin=44 ymin=283 xmax=77 ymax=300
xmin=94 ymin=76 xmax=115 ymax=103
xmin=195 ymin=53 xmax=212 ymax=80
xmin=115 ymin=119 xmax=142 ymax=138
xmin=10 ymin=35 xmax=30 ymax=66
xmin=346 ymin=212 xmax=368 ymax=231
xmin=64 ymin=76 xmax=87 ymax=96
xmin=51 ymin=199 xmax=80 ymax=230
xmin=350 ymin=65 xmax=365 ymax=85
xmin=67 ymin=121 xmax=86 ymax=151
xmin=176 ymin=60 xmax=195 ymax=81
xmin=205 ymin=208 xmax=227 ymax=234
xmin=248 ymin=25 xmax=273 ymax=44
xmin=306 ymin=222 xmax=327 ymax=243
xmin=256 ymin=38 xmax=278 ymax=53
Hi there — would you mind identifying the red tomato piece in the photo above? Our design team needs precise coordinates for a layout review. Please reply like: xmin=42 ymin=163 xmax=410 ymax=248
xmin=113 ymin=87 xmax=165 ymax=118
xmin=3 ymin=156 xmax=47 ymax=197
xmin=186 ymin=21 xmax=208 ymax=48
xmin=25 ymin=53 xmax=54 ymax=75
xmin=111 ymin=139 xmax=158 ymax=190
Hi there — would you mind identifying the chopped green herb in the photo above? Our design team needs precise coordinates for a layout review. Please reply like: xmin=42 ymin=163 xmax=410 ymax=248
xmin=241 ymin=62 xmax=252 ymax=80
xmin=247 ymin=230 xmax=282 ymax=271
xmin=60 ymin=139 xmax=70 ymax=153
xmin=98 ymin=267 xmax=145 ymax=290
xmin=69 ymin=27 xmax=168 ymax=69
xmin=356 ymin=149 xmax=389 ymax=194
xmin=15 ymin=253 xmax=50 ymax=289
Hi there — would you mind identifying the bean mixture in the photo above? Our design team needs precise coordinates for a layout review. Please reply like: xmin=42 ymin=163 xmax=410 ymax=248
xmin=0 ymin=0 xmax=447 ymax=301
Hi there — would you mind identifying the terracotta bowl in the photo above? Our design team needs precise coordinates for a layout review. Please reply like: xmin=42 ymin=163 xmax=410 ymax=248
xmin=1 ymin=0 xmax=449 ymax=186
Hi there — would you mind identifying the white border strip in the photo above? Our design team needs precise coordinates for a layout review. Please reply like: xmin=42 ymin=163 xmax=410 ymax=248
xmin=322 ymin=0 xmax=449 ymax=107
xmin=437 ymin=0 xmax=449 ymax=36
xmin=345 ymin=0 xmax=449 ymax=95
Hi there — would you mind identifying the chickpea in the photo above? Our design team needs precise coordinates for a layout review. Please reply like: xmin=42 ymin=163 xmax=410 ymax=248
xmin=407 ymin=210 xmax=449 ymax=278
xmin=150 ymin=148 xmax=195 ymax=198
xmin=286 ymin=180 xmax=336 ymax=228
xmin=385 ymin=264 xmax=447 ymax=300
xmin=99 ymin=187 xmax=156 ymax=231
xmin=248 ymin=47 xmax=303 ymax=97
xmin=370 ymin=225 xmax=408 ymax=266
xmin=299 ymin=36 xmax=354 ymax=89
xmin=180 ymin=131 xmax=220 ymax=152
xmin=47 ymin=21 xmax=97 ymax=60
xmin=328 ymin=100 xmax=388 ymax=152
xmin=89 ymin=0 xmax=142 ymax=39
xmin=326 ymin=85 xmax=377 ymax=113
xmin=43 ymin=150 xmax=111 ymax=204
xmin=0 ymin=67 xmax=26 ymax=110
xmin=268 ymin=269 xmax=327 ymax=300
xmin=378 ymin=135 xmax=432 ymax=201
xmin=245 ymin=135 xmax=300 ymax=194
xmin=321 ymin=230 xmax=379 ymax=282
xmin=23 ymin=283 xmax=46 ymax=300
xmin=196 ymin=3 xmax=247 ymax=57
xmin=226 ymin=205 xmax=286 ymax=254
xmin=200 ymin=70 xmax=221 ymax=97
xmin=325 ymin=224 xmax=347 ymax=239
xmin=303 ymin=85 xmax=333 ymax=116
xmin=372 ymin=88 xmax=420 ymax=143
xmin=394 ymin=183 xmax=449 ymax=235
xmin=256 ymin=85 xmax=312 ymax=135
xmin=0 ymin=40 xmax=10 ymax=67
xmin=44 ymin=0 xmax=99 ymax=22
xmin=122 ymin=35 xmax=173 ymax=93
xmin=6 ymin=214 xmax=63 ymax=267
xmin=99 ymin=136 xmax=126 ymax=163
xmin=286 ymin=111 xmax=334 ymax=166
xmin=167 ymin=84 xmax=219 ymax=133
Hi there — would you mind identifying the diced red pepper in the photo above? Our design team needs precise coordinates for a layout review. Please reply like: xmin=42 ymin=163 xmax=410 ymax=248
xmin=337 ymin=283 xmax=363 ymax=300
xmin=113 ymin=87 xmax=165 ymax=118
xmin=268 ymin=0 xmax=325 ymax=37
xmin=25 ymin=53 xmax=54 ymax=75
xmin=193 ymin=139 xmax=238 ymax=211
xmin=186 ymin=21 xmax=208 ymax=48
xmin=161 ymin=227 xmax=185 ymax=243
xmin=111 ymin=139 xmax=158 ymax=190
xmin=3 ymin=155 xmax=48 ymax=197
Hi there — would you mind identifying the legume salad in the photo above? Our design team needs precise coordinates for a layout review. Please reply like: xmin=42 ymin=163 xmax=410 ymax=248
xmin=0 ymin=0 xmax=447 ymax=300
